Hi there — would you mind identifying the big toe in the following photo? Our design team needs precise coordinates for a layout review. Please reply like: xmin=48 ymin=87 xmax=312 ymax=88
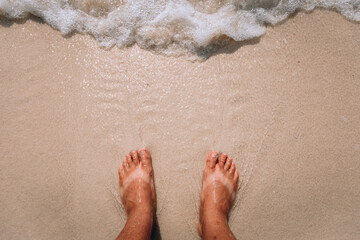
xmin=139 ymin=148 xmax=152 ymax=166
xmin=206 ymin=151 xmax=218 ymax=168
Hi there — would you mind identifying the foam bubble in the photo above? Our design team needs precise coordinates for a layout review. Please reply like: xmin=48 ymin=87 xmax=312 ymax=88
xmin=0 ymin=0 xmax=359 ymax=58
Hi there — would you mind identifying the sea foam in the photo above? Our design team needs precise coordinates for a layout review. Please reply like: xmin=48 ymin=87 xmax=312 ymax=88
xmin=1 ymin=0 xmax=359 ymax=58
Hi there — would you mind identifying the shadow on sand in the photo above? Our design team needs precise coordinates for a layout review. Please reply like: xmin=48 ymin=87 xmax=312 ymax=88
xmin=151 ymin=215 xmax=162 ymax=240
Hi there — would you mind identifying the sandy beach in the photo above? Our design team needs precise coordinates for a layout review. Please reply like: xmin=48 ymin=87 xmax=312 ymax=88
xmin=1 ymin=9 xmax=360 ymax=239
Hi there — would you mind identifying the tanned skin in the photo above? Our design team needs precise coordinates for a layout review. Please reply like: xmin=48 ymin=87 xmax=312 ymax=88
xmin=116 ymin=149 xmax=238 ymax=240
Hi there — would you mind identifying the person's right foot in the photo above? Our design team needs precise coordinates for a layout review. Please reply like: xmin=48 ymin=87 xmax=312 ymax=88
xmin=198 ymin=151 xmax=239 ymax=237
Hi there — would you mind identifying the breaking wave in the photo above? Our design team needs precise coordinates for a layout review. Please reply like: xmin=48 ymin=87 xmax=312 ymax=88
xmin=1 ymin=0 xmax=359 ymax=58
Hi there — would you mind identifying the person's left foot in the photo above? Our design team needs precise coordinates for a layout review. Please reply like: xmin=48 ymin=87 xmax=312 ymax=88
xmin=118 ymin=148 xmax=156 ymax=216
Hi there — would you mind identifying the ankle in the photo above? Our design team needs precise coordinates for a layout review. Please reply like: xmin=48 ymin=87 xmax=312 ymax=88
xmin=117 ymin=206 xmax=154 ymax=240
xmin=202 ymin=207 xmax=228 ymax=224
xmin=126 ymin=206 xmax=154 ymax=234
xmin=202 ymin=198 xmax=230 ymax=217
xmin=128 ymin=205 xmax=154 ymax=220
xmin=201 ymin=210 xmax=235 ymax=240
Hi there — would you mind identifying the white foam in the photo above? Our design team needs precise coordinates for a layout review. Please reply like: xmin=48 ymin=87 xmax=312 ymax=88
xmin=0 ymin=0 xmax=359 ymax=58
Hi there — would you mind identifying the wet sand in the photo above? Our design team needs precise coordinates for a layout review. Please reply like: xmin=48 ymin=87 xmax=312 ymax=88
xmin=1 ymin=10 xmax=360 ymax=240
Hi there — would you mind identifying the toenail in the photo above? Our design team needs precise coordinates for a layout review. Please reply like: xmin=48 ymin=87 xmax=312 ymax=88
xmin=140 ymin=150 xmax=146 ymax=154
xmin=211 ymin=152 xmax=217 ymax=158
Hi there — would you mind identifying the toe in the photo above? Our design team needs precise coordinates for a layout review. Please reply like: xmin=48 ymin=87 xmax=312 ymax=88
xmin=224 ymin=156 xmax=232 ymax=171
xmin=234 ymin=169 xmax=239 ymax=182
xmin=118 ymin=166 xmax=124 ymax=183
xmin=131 ymin=150 xmax=140 ymax=165
xmin=219 ymin=152 xmax=227 ymax=167
xmin=126 ymin=153 xmax=133 ymax=166
xmin=206 ymin=151 xmax=218 ymax=168
xmin=139 ymin=148 xmax=151 ymax=167
xmin=122 ymin=158 xmax=127 ymax=171
xmin=124 ymin=154 xmax=132 ymax=170
xmin=229 ymin=163 xmax=235 ymax=176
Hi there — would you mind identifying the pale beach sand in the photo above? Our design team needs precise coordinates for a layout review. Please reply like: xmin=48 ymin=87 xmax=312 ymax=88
xmin=0 ymin=10 xmax=359 ymax=239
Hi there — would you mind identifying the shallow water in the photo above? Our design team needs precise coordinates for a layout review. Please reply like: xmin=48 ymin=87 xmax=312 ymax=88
xmin=1 ymin=0 xmax=359 ymax=58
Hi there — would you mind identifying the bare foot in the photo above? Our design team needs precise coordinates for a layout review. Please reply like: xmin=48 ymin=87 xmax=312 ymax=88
xmin=198 ymin=151 xmax=239 ymax=238
xmin=118 ymin=148 xmax=156 ymax=214
xmin=116 ymin=148 xmax=156 ymax=240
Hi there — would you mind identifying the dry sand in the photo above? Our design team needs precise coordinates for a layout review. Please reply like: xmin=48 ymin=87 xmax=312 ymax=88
xmin=0 ymin=10 xmax=360 ymax=240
